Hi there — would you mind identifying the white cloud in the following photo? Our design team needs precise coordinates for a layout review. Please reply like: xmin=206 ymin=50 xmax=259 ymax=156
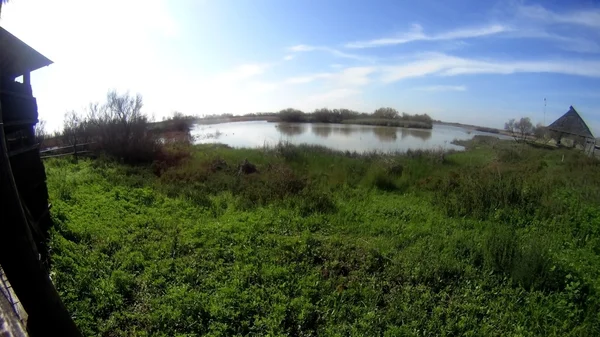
xmin=288 ymin=44 xmax=372 ymax=61
xmin=415 ymin=85 xmax=467 ymax=92
xmin=518 ymin=4 xmax=600 ymax=28
xmin=283 ymin=55 xmax=295 ymax=61
xmin=380 ymin=53 xmax=600 ymax=83
xmin=345 ymin=23 xmax=509 ymax=48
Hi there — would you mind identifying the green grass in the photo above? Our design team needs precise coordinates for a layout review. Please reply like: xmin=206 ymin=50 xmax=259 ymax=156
xmin=45 ymin=139 xmax=600 ymax=336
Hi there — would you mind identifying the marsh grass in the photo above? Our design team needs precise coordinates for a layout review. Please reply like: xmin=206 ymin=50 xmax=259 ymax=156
xmin=45 ymin=139 xmax=600 ymax=336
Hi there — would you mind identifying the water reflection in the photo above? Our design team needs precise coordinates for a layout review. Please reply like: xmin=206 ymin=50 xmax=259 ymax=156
xmin=306 ymin=123 xmax=431 ymax=142
xmin=400 ymin=128 xmax=432 ymax=141
xmin=372 ymin=127 xmax=397 ymax=142
xmin=312 ymin=124 xmax=332 ymax=138
xmin=336 ymin=125 xmax=355 ymax=136
xmin=276 ymin=123 xmax=308 ymax=136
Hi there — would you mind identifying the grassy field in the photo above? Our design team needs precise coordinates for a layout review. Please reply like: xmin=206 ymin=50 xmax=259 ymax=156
xmin=46 ymin=137 xmax=600 ymax=336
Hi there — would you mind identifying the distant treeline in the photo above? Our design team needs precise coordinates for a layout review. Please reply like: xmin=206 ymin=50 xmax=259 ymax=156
xmin=278 ymin=107 xmax=433 ymax=129
xmin=194 ymin=108 xmax=433 ymax=129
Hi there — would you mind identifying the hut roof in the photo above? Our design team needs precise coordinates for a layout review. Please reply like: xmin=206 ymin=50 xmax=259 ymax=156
xmin=547 ymin=106 xmax=594 ymax=139
xmin=0 ymin=26 xmax=53 ymax=80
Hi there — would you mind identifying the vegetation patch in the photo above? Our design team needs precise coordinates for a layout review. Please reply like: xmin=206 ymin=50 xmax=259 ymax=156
xmin=46 ymin=139 xmax=600 ymax=336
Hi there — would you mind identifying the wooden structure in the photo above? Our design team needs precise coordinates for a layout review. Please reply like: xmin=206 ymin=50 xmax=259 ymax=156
xmin=547 ymin=106 xmax=596 ymax=155
xmin=0 ymin=26 xmax=81 ymax=336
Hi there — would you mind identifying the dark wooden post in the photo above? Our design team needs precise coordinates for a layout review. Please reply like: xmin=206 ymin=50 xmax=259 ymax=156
xmin=22 ymin=72 xmax=32 ymax=95
xmin=0 ymin=102 xmax=82 ymax=337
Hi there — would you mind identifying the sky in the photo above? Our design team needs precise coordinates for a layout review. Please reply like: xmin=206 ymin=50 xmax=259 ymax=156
xmin=2 ymin=0 xmax=600 ymax=134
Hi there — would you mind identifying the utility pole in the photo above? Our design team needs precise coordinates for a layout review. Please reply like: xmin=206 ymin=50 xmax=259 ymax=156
xmin=544 ymin=98 xmax=547 ymax=125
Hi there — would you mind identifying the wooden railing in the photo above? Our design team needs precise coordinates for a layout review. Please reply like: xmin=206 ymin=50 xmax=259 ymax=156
xmin=40 ymin=142 xmax=94 ymax=159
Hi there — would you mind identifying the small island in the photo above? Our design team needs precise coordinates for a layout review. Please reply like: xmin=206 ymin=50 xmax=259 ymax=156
xmin=192 ymin=107 xmax=434 ymax=129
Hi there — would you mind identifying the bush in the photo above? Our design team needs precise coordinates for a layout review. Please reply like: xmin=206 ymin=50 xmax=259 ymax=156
xmin=278 ymin=108 xmax=306 ymax=122
xmin=505 ymin=117 xmax=534 ymax=141
xmin=311 ymin=108 xmax=362 ymax=123
xmin=373 ymin=107 xmax=399 ymax=119
xmin=313 ymin=108 xmax=342 ymax=123
xmin=62 ymin=90 xmax=160 ymax=164
xmin=483 ymin=224 xmax=518 ymax=274
xmin=436 ymin=168 xmax=545 ymax=220
xmin=166 ymin=111 xmax=195 ymax=132
xmin=298 ymin=190 xmax=337 ymax=216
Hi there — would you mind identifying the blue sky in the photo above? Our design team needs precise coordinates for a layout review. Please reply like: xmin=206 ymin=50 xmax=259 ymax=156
xmin=3 ymin=0 xmax=600 ymax=134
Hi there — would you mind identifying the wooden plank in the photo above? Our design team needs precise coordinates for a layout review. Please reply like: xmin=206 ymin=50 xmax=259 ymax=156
xmin=40 ymin=142 xmax=93 ymax=154
xmin=0 ymin=277 xmax=28 ymax=337
xmin=8 ymin=143 xmax=38 ymax=157
xmin=41 ymin=151 xmax=91 ymax=159
xmin=0 ymin=93 xmax=37 ymax=123
xmin=0 ymin=90 xmax=34 ymax=100
xmin=3 ymin=119 xmax=37 ymax=127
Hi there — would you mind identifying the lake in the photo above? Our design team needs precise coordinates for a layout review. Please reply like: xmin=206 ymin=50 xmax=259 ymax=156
xmin=191 ymin=121 xmax=510 ymax=152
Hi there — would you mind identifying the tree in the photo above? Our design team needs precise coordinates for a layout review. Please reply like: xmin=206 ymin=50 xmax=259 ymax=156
xmin=373 ymin=107 xmax=399 ymax=119
xmin=34 ymin=119 xmax=47 ymax=144
xmin=278 ymin=108 xmax=305 ymax=122
xmin=516 ymin=117 xmax=533 ymax=139
xmin=505 ymin=117 xmax=534 ymax=141
xmin=63 ymin=111 xmax=81 ymax=145
xmin=533 ymin=123 xmax=550 ymax=143
xmin=61 ymin=90 xmax=159 ymax=163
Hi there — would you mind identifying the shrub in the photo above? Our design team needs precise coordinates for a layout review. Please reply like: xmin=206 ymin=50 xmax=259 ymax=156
xmin=483 ymin=224 xmax=518 ymax=274
xmin=152 ymin=142 xmax=193 ymax=175
xmin=34 ymin=119 xmax=47 ymax=144
xmin=160 ymin=111 xmax=195 ymax=132
xmin=505 ymin=117 xmax=534 ymax=141
xmin=311 ymin=108 xmax=361 ymax=123
xmin=62 ymin=90 xmax=160 ymax=164
xmin=436 ymin=168 xmax=546 ymax=220
xmin=373 ymin=107 xmax=399 ymax=119
xmin=298 ymin=190 xmax=337 ymax=216
xmin=278 ymin=108 xmax=306 ymax=122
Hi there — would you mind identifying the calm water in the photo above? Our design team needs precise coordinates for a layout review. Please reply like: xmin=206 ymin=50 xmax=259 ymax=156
xmin=191 ymin=121 xmax=510 ymax=152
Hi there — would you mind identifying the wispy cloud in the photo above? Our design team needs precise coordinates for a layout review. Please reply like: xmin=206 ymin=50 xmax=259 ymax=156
xmin=506 ymin=29 xmax=600 ymax=53
xmin=335 ymin=67 xmax=377 ymax=86
xmin=283 ymin=66 xmax=376 ymax=87
xmin=380 ymin=53 xmax=600 ymax=83
xmin=288 ymin=44 xmax=372 ymax=61
xmin=283 ymin=55 xmax=295 ymax=61
xmin=415 ymin=85 xmax=467 ymax=92
xmin=345 ymin=23 xmax=510 ymax=48
xmin=284 ymin=73 xmax=333 ymax=84
xmin=518 ymin=4 xmax=600 ymax=28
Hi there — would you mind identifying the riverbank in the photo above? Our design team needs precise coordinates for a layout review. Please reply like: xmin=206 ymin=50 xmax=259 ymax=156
xmin=46 ymin=137 xmax=600 ymax=336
